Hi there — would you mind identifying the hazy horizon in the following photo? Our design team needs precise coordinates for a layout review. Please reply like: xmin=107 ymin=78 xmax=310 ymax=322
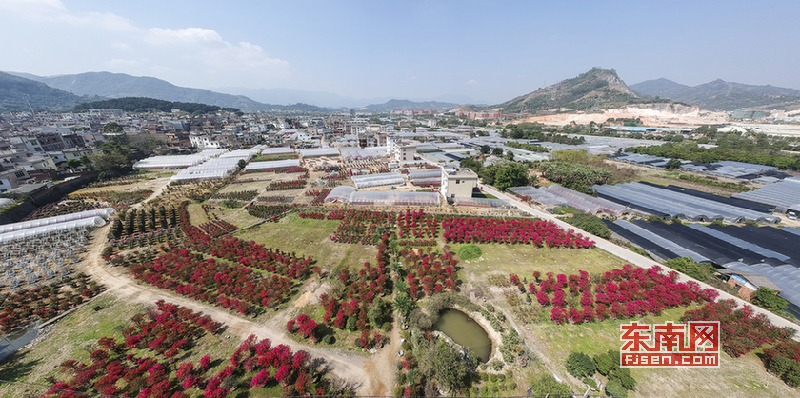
xmin=1 ymin=0 xmax=798 ymax=104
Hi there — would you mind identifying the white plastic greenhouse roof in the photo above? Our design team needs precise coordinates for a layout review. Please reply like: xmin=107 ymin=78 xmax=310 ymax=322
xmin=245 ymin=159 xmax=301 ymax=170
xmin=410 ymin=177 xmax=441 ymax=186
xmin=452 ymin=197 xmax=511 ymax=208
xmin=299 ymin=148 xmax=340 ymax=158
xmin=0 ymin=208 xmax=116 ymax=234
xmin=169 ymin=156 xmax=247 ymax=182
xmin=133 ymin=149 xmax=228 ymax=169
xmin=324 ymin=186 xmax=356 ymax=204
xmin=408 ymin=169 xmax=442 ymax=179
xmin=596 ymin=182 xmax=781 ymax=224
xmin=219 ymin=147 xmax=266 ymax=158
xmin=349 ymin=191 xmax=440 ymax=207
xmin=339 ymin=147 xmax=389 ymax=160
xmin=351 ymin=172 xmax=406 ymax=189
xmin=261 ymin=147 xmax=294 ymax=155
xmin=0 ymin=216 xmax=106 ymax=244
xmin=732 ymin=178 xmax=800 ymax=213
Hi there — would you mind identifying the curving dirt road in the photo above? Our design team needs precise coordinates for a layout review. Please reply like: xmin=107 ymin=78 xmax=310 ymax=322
xmin=78 ymin=180 xmax=401 ymax=395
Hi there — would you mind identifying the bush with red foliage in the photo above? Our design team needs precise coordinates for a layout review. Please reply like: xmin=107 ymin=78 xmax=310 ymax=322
xmin=442 ymin=216 xmax=595 ymax=248
xmin=680 ymin=299 xmax=794 ymax=358
xmin=287 ymin=314 xmax=319 ymax=343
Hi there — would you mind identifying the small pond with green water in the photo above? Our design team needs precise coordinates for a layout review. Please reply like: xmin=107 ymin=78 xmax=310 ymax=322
xmin=432 ymin=308 xmax=492 ymax=362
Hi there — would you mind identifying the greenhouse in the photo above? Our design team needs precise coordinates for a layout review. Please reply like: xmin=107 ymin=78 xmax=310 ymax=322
xmin=408 ymin=169 xmax=442 ymax=179
xmin=261 ymin=147 xmax=294 ymax=155
xmin=323 ymin=186 xmax=357 ymax=204
xmin=298 ymin=148 xmax=340 ymax=158
xmin=409 ymin=177 xmax=441 ymax=186
xmin=0 ymin=216 xmax=107 ymax=244
xmin=351 ymin=172 xmax=406 ymax=189
xmin=219 ymin=146 xmax=266 ymax=158
xmin=452 ymin=197 xmax=512 ymax=208
xmin=348 ymin=191 xmax=440 ymax=207
xmin=245 ymin=159 xmax=301 ymax=171
xmin=595 ymin=182 xmax=781 ymax=224
xmin=0 ymin=208 xmax=116 ymax=234
xmin=546 ymin=185 xmax=630 ymax=216
xmin=732 ymin=177 xmax=800 ymax=213
xmin=339 ymin=147 xmax=389 ymax=160
xmin=133 ymin=149 xmax=228 ymax=169
xmin=169 ymin=156 xmax=248 ymax=183
xmin=610 ymin=220 xmax=711 ymax=263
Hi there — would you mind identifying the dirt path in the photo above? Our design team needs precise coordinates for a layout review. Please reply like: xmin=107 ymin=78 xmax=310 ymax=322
xmin=81 ymin=223 xmax=376 ymax=394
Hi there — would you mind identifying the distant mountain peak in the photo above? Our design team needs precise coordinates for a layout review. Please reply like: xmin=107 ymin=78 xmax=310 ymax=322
xmin=631 ymin=77 xmax=800 ymax=110
xmin=496 ymin=67 xmax=642 ymax=113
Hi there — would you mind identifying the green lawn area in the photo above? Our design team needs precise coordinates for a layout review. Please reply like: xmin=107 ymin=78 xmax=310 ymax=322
xmin=234 ymin=213 xmax=377 ymax=271
xmin=451 ymin=243 xmax=628 ymax=279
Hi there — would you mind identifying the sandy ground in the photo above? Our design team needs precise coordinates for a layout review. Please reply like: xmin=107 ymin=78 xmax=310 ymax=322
xmin=514 ymin=104 xmax=730 ymax=128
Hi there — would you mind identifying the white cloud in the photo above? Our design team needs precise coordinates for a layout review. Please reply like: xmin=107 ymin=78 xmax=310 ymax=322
xmin=0 ymin=0 xmax=135 ymax=31
xmin=111 ymin=42 xmax=131 ymax=51
xmin=467 ymin=79 xmax=478 ymax=85
xmin=145 ymin=28 xmax=224 ymax=46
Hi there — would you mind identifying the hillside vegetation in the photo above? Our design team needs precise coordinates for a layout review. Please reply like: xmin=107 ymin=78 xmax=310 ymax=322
xmin=0 ymin=71 xmax=96 ymax=110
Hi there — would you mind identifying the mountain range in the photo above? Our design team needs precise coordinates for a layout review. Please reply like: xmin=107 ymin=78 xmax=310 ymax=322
xmin=0 ymin=71 xmax=100 ymax=111
xmin=630 ymin=78 xmax=800 ymax=110
xmin=494 ymin=68 xmax=661 ymax=113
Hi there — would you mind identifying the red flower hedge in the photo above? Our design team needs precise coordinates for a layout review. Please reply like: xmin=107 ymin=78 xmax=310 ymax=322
xmin=442 ymin=216 xmax=594 ymax=248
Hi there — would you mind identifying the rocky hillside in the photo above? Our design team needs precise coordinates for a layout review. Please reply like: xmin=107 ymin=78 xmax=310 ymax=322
xmin=631 ymin=78 xmax=800 ymax=110
xmin=496 ymin=68 xmax=652 ymax=113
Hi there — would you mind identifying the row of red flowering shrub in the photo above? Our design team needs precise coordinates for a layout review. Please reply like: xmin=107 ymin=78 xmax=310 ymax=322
xmin=499 ymin=265 xmax=718 ymax=325
xmin=397 ymin=239 xmax=437 ymax=247
xmin=126 ymin=248 xmax=292 ymax=314
xmin=197 ymin=219 xmax=238 ymax=236
xmin=442 ymin=216 xmax=595 ymax=248
xmin=265 ymin=179 xmax=307 ymax=191
xmin=22 ymin=200 xmax=103 ymax=221
xmin=329 ymin=210 xmax=395 ymax=245
xmin=43 ymin=301 xmax=341 ymax=397
xmin=306 ymin=188 xmax=331 ymax=205
xmin=298 ymin=212 xmax=326 ymax=219
xmin=396 ymin=209 xmax=440 ymax=239
xmin=0 ymin=273 xmax=103 ymax=330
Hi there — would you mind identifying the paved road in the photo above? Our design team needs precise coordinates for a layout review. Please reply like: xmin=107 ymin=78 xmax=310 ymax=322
xmin=479 ymin=183 xmax=800 ymax=337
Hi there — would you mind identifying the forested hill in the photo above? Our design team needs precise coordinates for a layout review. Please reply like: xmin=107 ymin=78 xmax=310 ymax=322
xmin=73 ymin=97 xmax=238 ymax=114
xmin=495 ymin=68 xmax=670 ymax=113
xmin=0 ymin=71 xmax=98 ymax=111
xmin=631 ymin=78 xmax=800 ymax=110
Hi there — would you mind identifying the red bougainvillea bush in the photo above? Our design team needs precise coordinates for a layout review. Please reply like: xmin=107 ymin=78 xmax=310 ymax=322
xmin=0 ymin=273 xmax=103 ymax=330
xmin=441 ymin=216 xmax=595 ymax=248
xmin=42 ymin=301 xmax=344 ymax=398
xmin=680 ymin=299 xmax=794 ymax=358
xmin=329 ymin=210 xmax=395 ymax=245
xmin=500 ymin=265 xmax=718 ymax=325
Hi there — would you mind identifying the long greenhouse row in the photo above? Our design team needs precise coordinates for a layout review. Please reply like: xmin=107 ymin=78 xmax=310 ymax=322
xmin=604 ymin=219 xmax=800 ymax=314
xmin=169 ymin=156 xmax=249 ymax=182
xmin=245 ymin=159 xmax=301 ymax=171
xmin=0 ymin=208 xmax=115 ymax=234
xmin=133 ymin=149 xmax=229 ymax=169
xmin=323 ymin=186 xmax=440 ymax=207
xmin=508 ymin=185 xmax=631 ymax=216
xmin=610 ymin=153 xmax=789 ymax=182
xmin=350 ymin=172 xmax=406 ymax=189
xmin=594 ymin=182 xmax=781 ymax=224
xmin=732 ymin=177 xmax=800 ymax=213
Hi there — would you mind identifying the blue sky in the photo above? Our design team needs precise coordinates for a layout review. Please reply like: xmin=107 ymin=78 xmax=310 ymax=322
xmin=1 ymin=0 xmax=798 ymax=104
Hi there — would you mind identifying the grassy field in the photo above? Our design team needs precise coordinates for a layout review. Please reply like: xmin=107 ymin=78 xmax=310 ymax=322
xmin=234 ymin=213 xmax=377 ymax=271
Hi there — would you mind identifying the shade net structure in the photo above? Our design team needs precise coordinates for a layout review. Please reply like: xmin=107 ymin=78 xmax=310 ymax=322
xmin=298 ymin=148 xmax=340 ymax=158
xmin=348 ymin=191 xmax=440 ymax=207
xmin=261 ymin=147 xmax=295 ymax=155
xmin=0 ymin=216 xmax=106 ymax=244
xmin=452 ymin=197 xmax=512 ymax=208
xmin=169 ymin=156 xmax=248 ymax=183
xmin=133 ymin=149 xmax=228 ymax=169
xmin=508 ymin=186 xmax=569 ymax=207
xmin=408 ymin=169 xmax=442 ymax=179
xmin=732 ymin=178 xmax=800 ymax=213
xmin=0 ymin=208 xmax=116 ymax=234
xmin=637 ymin=182 xmax=772 ymax=213
xmin=722 ymin=262 xmax=800 ymax=318
xmin=609 ymin=220 xmax=711 ymax=263
xmin=351 ymin=172 xmax=406 ymax=189
xmin=594 ymin=182 xmax=781 ymax=224
xmin=324 ymin=186 xmax=356 ymax=204
xmin=339 ymin=147 xmax=389 ymax=161
xmin=545 ymin=185 xmax=630 ymax=216
xmin=245 ymin=159 xmax=301 ymax=171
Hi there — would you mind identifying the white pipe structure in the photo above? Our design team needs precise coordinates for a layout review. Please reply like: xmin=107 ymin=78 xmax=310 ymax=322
xmin=0 ymin=208 xmax=116 ymax=234
xmin=0 ymin=216 xmax=106 ymax=244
